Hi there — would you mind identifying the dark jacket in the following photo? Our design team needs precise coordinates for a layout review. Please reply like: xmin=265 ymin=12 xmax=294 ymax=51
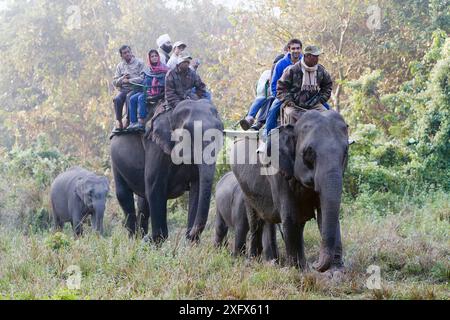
xmin=276 ymin=63 xmax=332 ymax=107
xmin=165 ymin=67 xmax=206 ymax=108
xmin=270 ymin=53 xmax=303 ymax=97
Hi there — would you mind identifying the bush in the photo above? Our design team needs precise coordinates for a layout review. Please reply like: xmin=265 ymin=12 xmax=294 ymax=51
xmin=0 ymin=134 xmax=76 ymax=230
xmin=45 ymin=232 xmax=71 ymax=251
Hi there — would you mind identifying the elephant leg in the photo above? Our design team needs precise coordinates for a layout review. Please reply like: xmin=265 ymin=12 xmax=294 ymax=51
xmin=262 ymin=222 xmax=278 ymax=262
xmin=72 ymin=216 xmax=83 ymax=237
xmin=214 ymin=211 xmax=228 ymax=248
xmin=234 ymin=225 xmax=248 ymax=256
xmin=137 ymin=196 xmax=150 ymax=237
xmin=53 ymin=214 xmax=64 ymax=232
xmin=113 ymin=169 xmax=137 ymax=236
xmin=246 ymin=203 xmax=263 ymax=258
xmin=234 ymin=207 xmax=249 ymax=256
xmin=69 ymin=198 xmax=84 ymax=237
xmin=186 ymin=179 xmax=200 ymax=238
xmin=146 ymin=179 xmax=169 ymax=243
xmin=283 ymin=218 xmax=306 ymax=269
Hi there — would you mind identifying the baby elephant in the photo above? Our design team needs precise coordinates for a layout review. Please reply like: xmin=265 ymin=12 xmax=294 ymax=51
xmin=50 ymin=166 xmax=109 ymax=236
xmin=214 ymin=172 xmax=249 ymax=256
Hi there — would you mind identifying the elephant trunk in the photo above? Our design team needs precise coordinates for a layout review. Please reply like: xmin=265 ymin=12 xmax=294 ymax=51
xmin=314 ymin=169 xmax=343 ymax=272
xmin=188 ymin=163 xmax=215 ymax=241
xmin=92 ymin=201 xmax=105 ymax=235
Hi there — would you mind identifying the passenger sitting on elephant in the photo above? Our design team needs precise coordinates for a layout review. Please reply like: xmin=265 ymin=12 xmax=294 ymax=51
xmin=166 ymin=41 xmax=187 ymax=70
xmin=257 ymin=45 xmax=333 ymax=152
xmin=128 ymin=50 xmax=169 ymax=131
xmin=165 ymin=53 xmax=207 ymax=109
xmin=239 ymin=69 xmax=272 ymax=130
xmin=190 ymin=58 xmax=212 ymax=101
xmin=239 ymin=46 xmax=289 ymax=131
xmin=277 ymin=45 xmax=332 ymax=114
xmin=112 ymin=45 xmax=145 ymax=132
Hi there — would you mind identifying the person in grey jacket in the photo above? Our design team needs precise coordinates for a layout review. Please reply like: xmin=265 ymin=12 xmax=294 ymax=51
xmin=112 ymin=45 xmax=144 ymax=132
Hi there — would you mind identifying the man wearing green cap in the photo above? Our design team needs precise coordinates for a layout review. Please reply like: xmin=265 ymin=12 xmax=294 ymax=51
xmin=276 ymin=45 xmax=332 ymax=114
xmin=257 ymin=45 xmax=332 ymax=153
xmin=165 ymin=52 xmax=207 ymax=109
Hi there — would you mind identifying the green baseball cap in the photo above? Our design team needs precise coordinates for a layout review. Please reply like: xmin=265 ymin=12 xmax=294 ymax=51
xmin=177 ymin=52 xmax=192 ymax=65
xmin=304 ymin=45 xmax=321 ymax=56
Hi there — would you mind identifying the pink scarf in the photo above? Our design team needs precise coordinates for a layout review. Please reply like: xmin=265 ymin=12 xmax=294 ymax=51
xmin=147 ymin=53 xmax=169 ymax=96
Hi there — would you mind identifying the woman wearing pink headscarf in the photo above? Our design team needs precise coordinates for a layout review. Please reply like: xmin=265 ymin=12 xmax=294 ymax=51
xmin=128 ymin=49 xmax=169 ymax=131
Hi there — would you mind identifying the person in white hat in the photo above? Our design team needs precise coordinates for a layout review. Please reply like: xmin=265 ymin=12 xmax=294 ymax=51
xmin=166 ymin=41 xmax=187 ymax=70
xmin=156 ymin=34 xmax=172 ymax=65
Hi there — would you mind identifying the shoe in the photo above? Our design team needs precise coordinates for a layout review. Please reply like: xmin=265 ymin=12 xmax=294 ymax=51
xmin=137 ymin=124 xmax=145 ymax=132
xmin=239 ymin=116 xmax=255 ymax=131
xmin=127 ymin=122 xmax=139 ymax=131
xmin=256 ymin=141 xmax=267 ymax=154
xmin=250 ymin=122 xmax=264 ymax=131
xmin=112 ymin=120 xmax=123 ymax=133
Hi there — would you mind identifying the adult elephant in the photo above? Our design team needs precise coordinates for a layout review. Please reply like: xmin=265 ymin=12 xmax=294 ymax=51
xmin=111 ymin=99 xmax=223 ymax=240
xmin=110 ymin=133 xmax=150 ymax=236
xmin=231 ymin=110 xmax=348 ymax=272
xmin=144 ymin=99 xmax=224 ymax=243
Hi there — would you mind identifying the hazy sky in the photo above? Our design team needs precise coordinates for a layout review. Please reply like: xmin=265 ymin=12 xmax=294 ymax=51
xmin=213 ymin=0 xmax=245 ymax=8
xmin=0 ymin=0 xmax=248 ymax=11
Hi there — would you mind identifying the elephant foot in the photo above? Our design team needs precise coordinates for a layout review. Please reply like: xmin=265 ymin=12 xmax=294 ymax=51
xmin=142 ymin=232 xmax=167 ymax=246
xmin=286 ymin=256 xmax=307 ymax=270
xmin=186 ymin=233 xmax=200 ymax=244
xmin=312 ymin=248 xmax=333 ymax=272
xmin=187 ymin=226 xmax=204 ymax=243
xmin=298 ymin=257 xmax=308 ymax=271
xmin=319 ymin=266 xmax=345 ymax=284
xmin=263 ymin=259 xmax=278 ymax=267
xmin=142 ymin=234 xmax=152 ymax=244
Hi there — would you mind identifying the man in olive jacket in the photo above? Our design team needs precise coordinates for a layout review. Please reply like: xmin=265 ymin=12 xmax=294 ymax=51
xmin=165 ymin=53 xmax=207 ymax=109
xmin=277 ymin=45 xmax=332 ymax=113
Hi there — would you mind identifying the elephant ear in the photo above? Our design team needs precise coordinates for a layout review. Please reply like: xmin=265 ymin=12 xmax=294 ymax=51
xmin=267 ymin=125 xmax=297 ymax=179
xmin=74 ymin=177 xmax=86 ymax=199
xmin=145 ymin=108 xmax=174 ymax=155
xmin=99 ymin=176 xmax=110 ymax=192
xmin=97 ymin=176 xmax=109 ymax=192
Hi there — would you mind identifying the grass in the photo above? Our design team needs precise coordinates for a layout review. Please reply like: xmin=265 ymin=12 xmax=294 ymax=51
xmin=0 ymin=191 xmax=448 ymax=300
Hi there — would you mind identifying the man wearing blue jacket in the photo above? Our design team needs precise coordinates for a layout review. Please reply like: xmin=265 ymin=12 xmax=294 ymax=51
xmin=263 ymin=39 xmax=303 ymax=139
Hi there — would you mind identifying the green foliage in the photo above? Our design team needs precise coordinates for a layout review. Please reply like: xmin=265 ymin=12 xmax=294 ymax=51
xmin=50 ymin=288 xmax=80 ymax=300
xmin=0 ymin=134 xmax=75 ymax=230
xmin=412 ymin=37 xmax=450 ymax=188
xmin=344 ymin=33 xmax=450 ymax=198
xmin=45 ymin=232 xmax=72 ymax=251
xmin=5 ymin=134 xmax=74 ymax=188
xmin=372 ymin=143 xmax=411 ymax=167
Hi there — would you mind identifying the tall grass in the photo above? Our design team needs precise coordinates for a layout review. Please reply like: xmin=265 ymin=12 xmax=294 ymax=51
xmin=0 ymin=190 xmax=448 ymax=300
